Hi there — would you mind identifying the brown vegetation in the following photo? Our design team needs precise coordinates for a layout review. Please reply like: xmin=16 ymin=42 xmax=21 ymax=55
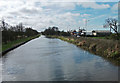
xmin=49 ymin=36 xmax=120 ymax=64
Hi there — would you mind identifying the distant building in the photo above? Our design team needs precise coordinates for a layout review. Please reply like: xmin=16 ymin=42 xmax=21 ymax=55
xmin=92 ymin=30 xmax=111 ymax=36
xmin=82 ymin=31 xmax=92 ymax=36
xmin=70 ymin=29 xmax=111 ymax=37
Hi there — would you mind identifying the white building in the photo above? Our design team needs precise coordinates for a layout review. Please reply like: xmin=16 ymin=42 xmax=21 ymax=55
xmin=82 ymin=31 xmax=92 ymax=36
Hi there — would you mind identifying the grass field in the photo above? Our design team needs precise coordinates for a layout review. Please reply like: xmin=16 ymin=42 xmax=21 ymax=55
xmin=90 ymin=37 xmax=106 ymax=39
xmin=2 ymin=35 xmax=40 ymax=52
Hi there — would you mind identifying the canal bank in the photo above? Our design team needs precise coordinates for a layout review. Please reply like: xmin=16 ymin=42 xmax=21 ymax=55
xmin=2 ymin=35 xmax=40 ymax=56
xmin=46 ymin=35 xmax=120 ymax=65
xmin=2 ymin=35 xmax=118 ymax=81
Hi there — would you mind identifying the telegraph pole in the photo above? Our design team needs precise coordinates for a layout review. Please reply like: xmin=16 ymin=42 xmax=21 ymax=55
xmin=85 ymin=19 xmax=89 ymax=32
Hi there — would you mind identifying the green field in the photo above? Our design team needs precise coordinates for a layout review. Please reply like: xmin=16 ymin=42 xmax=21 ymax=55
xmin=2 ymin=35 xmax=40 ymax=52
xmin=90 ymin=37 xmax=106 ymax=39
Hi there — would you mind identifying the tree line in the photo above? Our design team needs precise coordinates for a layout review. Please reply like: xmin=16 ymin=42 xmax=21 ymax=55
xmin=41 ymin=26 xmax=71 ymax=36
xmin=0 ymin=19 xmax=39 ymax=44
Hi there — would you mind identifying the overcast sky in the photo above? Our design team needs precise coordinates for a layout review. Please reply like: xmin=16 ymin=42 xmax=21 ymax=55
xmin=0 ymin=0 xmax=119 ymax=31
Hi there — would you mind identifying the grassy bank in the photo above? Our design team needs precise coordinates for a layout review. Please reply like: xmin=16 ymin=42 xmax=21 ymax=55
xmin=46 ymin=35 xmax=120 ymax=65
xmin=2 ymin=35 xmax=40 ymax=52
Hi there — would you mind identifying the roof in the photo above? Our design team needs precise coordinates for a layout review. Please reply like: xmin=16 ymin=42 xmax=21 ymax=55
xmin=82 ymin=31 xmax=92 ymax=32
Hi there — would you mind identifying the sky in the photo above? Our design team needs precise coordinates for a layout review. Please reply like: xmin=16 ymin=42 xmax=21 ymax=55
xmin=0 ymin=0 xmax=119 ymax=32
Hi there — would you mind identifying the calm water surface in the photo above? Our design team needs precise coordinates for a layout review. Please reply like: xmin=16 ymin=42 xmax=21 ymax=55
xmin=2 ymin=36 xmax=118 ymax=81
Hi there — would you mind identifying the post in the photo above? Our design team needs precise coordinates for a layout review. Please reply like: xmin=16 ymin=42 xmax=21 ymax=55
xmin=85 ymin=19 xmax=89 ymax=32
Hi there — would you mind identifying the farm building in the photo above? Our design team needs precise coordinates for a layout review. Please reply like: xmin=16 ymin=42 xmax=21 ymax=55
xmin=82 ymin=31 xmax=92 ymax=36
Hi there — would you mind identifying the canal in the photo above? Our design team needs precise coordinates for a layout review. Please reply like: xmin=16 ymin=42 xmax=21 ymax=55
xmin=2 ymin=35 xmax=118 ymax=81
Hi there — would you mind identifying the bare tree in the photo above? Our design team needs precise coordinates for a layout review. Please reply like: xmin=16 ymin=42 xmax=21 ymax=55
xmin=103 ymin=18 xmax=119 ymax=36
xmin=1 ymin=19 xmax=6 ymax=30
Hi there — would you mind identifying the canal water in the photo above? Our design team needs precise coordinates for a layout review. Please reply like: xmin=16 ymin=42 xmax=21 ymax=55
xmin=2 ymin=36 xmax=118 ymax=81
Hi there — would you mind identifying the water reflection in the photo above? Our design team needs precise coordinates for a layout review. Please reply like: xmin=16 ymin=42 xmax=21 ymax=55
xmin=2 ymin=36 xmax=118 ymax=81
xmin=47 ymin=39 xmax=65 ymax=80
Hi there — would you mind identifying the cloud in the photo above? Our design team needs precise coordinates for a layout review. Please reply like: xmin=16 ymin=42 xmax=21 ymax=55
xmin=60 ymin=12 xmax=80 ymax=17
xmin=81 ymin=14 xmax=91 ymax=17
xmin=40 ymin=2 xmax=76 ymax=10
xmin=111 ymin=3 xmax=118 ymax=14
xmin=0 ymin=0 xmax=116 ymax=31
xmin=20 ymin=0 xmax=119 ymax=2
xmin=90 ymin=15 xmax=105 ymax=20
xmin=20 ymin=7 xmax=42 ymax=14
xmin=111 ymin=3 xmax=118 ymax=11
xmin=77 ymin=2 xmax=110 ymax=9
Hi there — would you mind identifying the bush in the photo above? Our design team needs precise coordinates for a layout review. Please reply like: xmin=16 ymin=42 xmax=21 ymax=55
xmin=109 ymin=33 xmax=120 ymax=40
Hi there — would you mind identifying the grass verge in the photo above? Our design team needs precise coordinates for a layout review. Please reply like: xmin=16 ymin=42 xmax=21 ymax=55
xmin=2 ymin=35 xmax=40 ymax=52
